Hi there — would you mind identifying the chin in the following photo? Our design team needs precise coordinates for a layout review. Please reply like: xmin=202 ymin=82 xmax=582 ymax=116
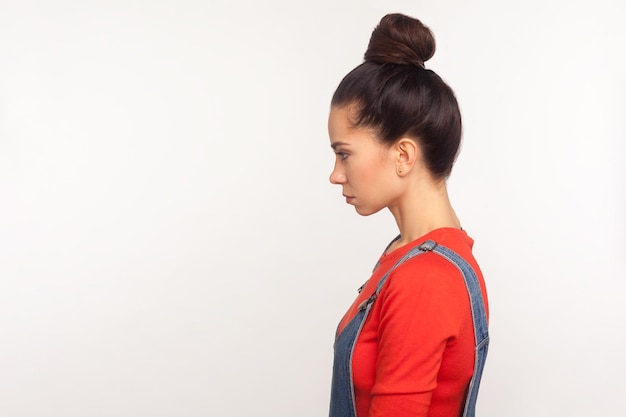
xmin=354 ymin=205 xmax=383 ymax=217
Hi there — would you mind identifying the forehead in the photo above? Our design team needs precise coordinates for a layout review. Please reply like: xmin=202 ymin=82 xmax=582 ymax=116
xmin=328 ymin=106 xmax=378 ymax=146
xmin=328 ymin=106 xmax=351 ymax=140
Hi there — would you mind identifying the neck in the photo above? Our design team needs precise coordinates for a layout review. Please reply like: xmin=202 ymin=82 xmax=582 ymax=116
xmin=387 ymin=178 xmax=461 ymax=247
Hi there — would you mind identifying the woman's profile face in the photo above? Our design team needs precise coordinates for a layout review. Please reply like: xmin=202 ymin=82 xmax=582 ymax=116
xmin=328 ymin=106 xmax=402 ymax=216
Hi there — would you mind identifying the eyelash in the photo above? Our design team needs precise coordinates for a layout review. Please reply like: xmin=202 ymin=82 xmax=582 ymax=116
xmin=336 ymin=151 xmax=348 ymax=161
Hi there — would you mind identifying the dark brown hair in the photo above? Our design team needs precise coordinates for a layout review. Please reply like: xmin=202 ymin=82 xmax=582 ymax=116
xmin=332 ymin=13 xmax=462 ymax=179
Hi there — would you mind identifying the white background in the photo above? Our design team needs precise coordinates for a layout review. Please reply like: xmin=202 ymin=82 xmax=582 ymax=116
xmin=1 ymin=0 xmax=625 ymax=416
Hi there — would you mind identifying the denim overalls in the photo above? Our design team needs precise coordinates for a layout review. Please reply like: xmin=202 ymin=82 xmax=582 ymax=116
xmin=329 ymin=240 xmax=489 ymax=417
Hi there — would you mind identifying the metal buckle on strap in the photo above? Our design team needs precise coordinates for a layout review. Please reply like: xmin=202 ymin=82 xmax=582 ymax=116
xmin=358 ymin=293 xmax=377 ymax=311
xmin=418 ymin=240 xmax=438 ymax=251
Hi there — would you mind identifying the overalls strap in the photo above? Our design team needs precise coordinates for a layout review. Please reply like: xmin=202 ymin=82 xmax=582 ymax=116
xmin=425 ymin=240 xmax=490 ymax=417
xmin=329 ymin=239 xmax=489 ymax=417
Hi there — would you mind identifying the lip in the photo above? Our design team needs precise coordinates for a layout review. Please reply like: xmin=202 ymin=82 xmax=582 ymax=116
xmin=343 ymin=194 xmax=355 ymax=204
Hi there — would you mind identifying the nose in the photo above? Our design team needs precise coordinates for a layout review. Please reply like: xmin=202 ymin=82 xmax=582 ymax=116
xmin=329 ymin=163 xmax=347 ymax=185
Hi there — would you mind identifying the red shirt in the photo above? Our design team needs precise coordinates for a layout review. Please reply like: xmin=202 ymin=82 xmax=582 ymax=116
xmin=337 ymin=228 xmax=489 ymax=417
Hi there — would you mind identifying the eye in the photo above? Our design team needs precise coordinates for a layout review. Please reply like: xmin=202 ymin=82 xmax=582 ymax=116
xmin=336 ymin=151 xmax=349 ymax=161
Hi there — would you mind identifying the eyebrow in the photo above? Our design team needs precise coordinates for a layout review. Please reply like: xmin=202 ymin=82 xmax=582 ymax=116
xmin=330 ymin=141 xmax=349 ymax=150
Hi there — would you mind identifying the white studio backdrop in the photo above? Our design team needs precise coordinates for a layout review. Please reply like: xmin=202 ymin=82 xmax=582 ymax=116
xmin=1 ymin=0 xmax=624 ymax=416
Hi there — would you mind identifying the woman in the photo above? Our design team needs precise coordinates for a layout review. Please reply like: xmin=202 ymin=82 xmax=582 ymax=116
xmin=327 ymin=14 xmax=489 ymax=417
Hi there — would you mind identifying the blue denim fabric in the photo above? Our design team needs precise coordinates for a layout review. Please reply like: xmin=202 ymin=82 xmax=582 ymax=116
xmin=329 ymin=307 xmax=368 ymax=417
xmin=431 ymin=242 xmax=489 ymax=417
xmin=329 ymin=240 xmax=489 ymax=417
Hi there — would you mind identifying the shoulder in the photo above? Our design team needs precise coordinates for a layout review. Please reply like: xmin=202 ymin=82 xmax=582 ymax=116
xmin=383 ymin=250 xmax=464 ymax=296
xmin=375 ymin=227 xmax=481 ymax=302
xmin=377 ymin=231 xmax=478 ymax=313
xmin=375 ymin=249 xmax=471 ymax=336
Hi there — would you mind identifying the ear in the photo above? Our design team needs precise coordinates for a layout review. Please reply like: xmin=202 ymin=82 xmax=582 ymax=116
xmin=394 ymin=138 xmax=421 ymax=176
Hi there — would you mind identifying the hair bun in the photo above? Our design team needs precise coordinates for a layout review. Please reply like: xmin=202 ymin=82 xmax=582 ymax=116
xmin=364 ymin=13 xmax=435 ymax=68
